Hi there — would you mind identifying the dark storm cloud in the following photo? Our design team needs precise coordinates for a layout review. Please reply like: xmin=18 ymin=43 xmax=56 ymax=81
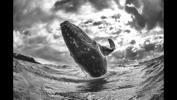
xmin=53 ymin=0 xmax=85 ymax=13
xmin=27 ymin=36 xmax=47 ymax=45
xmin=125 ymin=0 xmax=140 ymax=7
xmin=14 ymin=8 xmax=55 ymax=29
xmin=125 ymin=0 xmax=133 ymax=5
xmin=88 ymin=0 xmax=111 ymax=11
xmin=125 ymin=0 xmax=164 ymax=30
xmin=13 ymin=0 xmax=121 ymax=30
xmin=13 ymin=0 xmax=57 ymax=30
xmin=142 ymin=0 xmax=164 ymax=29
xmin=53 ymin=0 xmax=112 ymax=13
xmin=125 ymin=6 xmax=145 ymax=28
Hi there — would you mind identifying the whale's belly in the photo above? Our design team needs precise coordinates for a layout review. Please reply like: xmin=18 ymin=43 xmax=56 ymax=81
xmin=73 ymin=49 xmax=107 ymax=77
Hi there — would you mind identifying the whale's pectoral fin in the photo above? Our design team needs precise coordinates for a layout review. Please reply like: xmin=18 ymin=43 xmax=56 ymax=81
xmin=108 ymin=38 xmax=115 ymax=50
xmin=99 ymin=38 xmax=115 ymax=56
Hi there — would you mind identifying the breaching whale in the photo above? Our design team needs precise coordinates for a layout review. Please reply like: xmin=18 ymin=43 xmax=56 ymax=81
xmin=60 ymin=21 xmax=115 ymax=77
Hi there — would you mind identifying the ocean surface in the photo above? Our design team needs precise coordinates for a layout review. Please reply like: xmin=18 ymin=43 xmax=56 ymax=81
xmin=13 ymin=0 xmax=164 ymax=99
xmin=13 ymin=51 xmax=163 ymax=100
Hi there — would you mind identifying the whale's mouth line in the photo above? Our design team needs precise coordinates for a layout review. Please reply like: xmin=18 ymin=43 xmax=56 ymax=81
xmin=60 ymin=21 xmax=93 ymax=44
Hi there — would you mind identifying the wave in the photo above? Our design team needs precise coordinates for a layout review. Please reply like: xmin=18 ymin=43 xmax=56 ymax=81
xmin=13 ymin=53 xmax=163 ymax=100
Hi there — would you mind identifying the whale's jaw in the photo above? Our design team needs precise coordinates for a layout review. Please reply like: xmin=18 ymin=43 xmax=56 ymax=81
xmin=60 ymin=21 xmax=107 ymax=77
xmin=60 ymin=21 xmax=97 ymax=56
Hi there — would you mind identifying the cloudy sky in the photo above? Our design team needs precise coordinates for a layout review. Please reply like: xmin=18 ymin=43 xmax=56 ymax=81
xmin=13 ymin=0 xmax=164 ymax=65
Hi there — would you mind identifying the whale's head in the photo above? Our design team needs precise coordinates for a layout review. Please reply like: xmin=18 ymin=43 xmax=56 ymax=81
xmin=60 ymin=21 xmax=97 ymax=56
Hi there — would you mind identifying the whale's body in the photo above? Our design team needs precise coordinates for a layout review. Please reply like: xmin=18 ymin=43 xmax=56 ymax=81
xmin=60 ymin=21 xmax=115 ymax=77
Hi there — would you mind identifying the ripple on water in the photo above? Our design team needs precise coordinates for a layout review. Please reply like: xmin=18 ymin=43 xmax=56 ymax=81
xmin=13 ymin=54 xmax=164 ymax=100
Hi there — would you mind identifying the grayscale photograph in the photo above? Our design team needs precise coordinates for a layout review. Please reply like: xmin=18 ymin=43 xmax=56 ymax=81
xmin=13 ymin=0 xmax=164 ymax=100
